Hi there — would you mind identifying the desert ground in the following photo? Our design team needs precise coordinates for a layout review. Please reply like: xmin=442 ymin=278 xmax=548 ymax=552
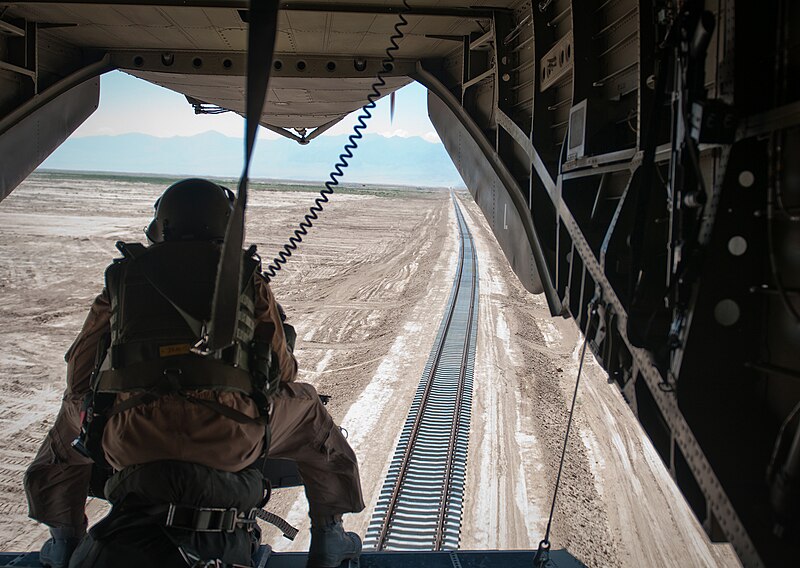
xmin=0 ymin=172 xmax=739 ymax=567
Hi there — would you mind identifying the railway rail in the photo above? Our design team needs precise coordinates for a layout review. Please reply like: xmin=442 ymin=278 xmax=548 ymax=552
xmin=365 ymin=196 xmax=479 ymax=551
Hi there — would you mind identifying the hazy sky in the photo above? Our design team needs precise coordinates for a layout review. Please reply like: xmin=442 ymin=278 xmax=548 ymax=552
xmin=74 ymin=70 xmax=441 ymax=143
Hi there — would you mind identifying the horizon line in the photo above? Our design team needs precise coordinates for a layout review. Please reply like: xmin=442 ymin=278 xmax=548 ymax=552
xmin=33 ymin=168 xmax=466 ymax=191
xmin=70 ymin=129 xmax=443 ymax=144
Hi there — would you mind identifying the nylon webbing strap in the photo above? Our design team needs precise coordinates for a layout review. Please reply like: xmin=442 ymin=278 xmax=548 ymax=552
xmin=208 ymin=0 xmax=279 ymax=350
xmin=255 ymin=508 xmax=299 ymax=541
xmin=97 ymin=357 xmax=254 ymax=394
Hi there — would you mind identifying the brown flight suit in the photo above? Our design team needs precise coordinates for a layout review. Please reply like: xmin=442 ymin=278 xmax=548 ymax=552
xmin=24 ymin=273 xmax=364 ymax=531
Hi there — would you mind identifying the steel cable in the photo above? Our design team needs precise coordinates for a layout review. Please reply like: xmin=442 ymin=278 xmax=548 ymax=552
xmin=534 ymin=298 xmax=597 ymax=566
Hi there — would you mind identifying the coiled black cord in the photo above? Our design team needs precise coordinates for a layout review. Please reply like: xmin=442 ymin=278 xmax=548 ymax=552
xmin=263 ymin=1 xmax=411 ymax=282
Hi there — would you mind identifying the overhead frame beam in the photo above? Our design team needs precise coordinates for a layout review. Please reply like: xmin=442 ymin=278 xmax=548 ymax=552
xmin=281 ymin=2 xmax=501 ymax=18
xmin=0 ymin=60 xmax=36 ymax=78
xmin=0 ymin=19 xmax=26 ymax=37
xmin=10 ymin=1 xmax=500 ymax=19
xmin=110 ymin=50 xmax=417 ymax=78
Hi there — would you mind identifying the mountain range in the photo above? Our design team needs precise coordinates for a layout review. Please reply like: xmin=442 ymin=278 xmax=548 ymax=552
xmin=40 ymin=131 xmax=465 ymax=188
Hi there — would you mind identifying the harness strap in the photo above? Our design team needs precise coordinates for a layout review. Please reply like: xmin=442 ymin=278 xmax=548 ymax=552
xmin=208 ymin=0 xmax=278 ymax=350
xmin=143 ymin=503 xmax=296 ymax=540
xmin=111 ymin=342 xmax=250 ymax=372
xmin=255 ymin=508 xmax=299 ymax=541
xmin=182 ymin=393 xmax=268 ymax=426
xmin=161 ymin=504 xmax=258 ymax=533
xmin=97 ymin=356 xmax=254 ymax=394
xmin=106 ymin=391 xmax=160 ymax=417
xmin=105 ymin=386 xmax=268 ymax=427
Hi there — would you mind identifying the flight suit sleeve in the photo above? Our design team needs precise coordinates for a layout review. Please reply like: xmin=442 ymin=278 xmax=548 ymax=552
xmin=254 ymin=275 xmax=298 ymax=383
xmin=65 ymin=289 xmax=112 ymax=395
xmin=24 ymin=290 xmax=111 ymax=529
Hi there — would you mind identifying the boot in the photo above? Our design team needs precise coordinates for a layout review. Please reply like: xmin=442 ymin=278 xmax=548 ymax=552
xmin=39 ymin=527 xmax=83 ymax=568
xmin=307 ymin=515 xmax=362 ymax=568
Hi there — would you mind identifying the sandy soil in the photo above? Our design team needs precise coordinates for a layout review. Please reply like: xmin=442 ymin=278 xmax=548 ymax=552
xmin=456 ymin=196 xmax=739 ymax=567
xmin=0 ymin=173 xmax=739 ymax=567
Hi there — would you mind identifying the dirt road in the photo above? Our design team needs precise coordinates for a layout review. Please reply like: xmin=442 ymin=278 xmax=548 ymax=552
xmin=0 ymin=173 xmax=738 ymax=567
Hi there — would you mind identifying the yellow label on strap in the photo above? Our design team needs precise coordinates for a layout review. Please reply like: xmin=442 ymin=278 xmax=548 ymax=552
xmin=159 ymin=343 xmax=191 ymax=357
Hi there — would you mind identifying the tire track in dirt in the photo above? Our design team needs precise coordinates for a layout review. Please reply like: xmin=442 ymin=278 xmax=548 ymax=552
xmin=252 ymin=192 xmax=457 ymax=550
xmin=0 ymin=176 xmax=453 ymax=551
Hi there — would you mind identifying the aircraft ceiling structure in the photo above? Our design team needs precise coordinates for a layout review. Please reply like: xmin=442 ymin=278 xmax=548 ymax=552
xmin=0 ymin=0 xmax=499 ymax=142
xmin=1 ymin=2 xmax=799 ymax=567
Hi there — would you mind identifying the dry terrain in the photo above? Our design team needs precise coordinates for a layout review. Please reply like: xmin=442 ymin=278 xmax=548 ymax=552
xmin=0 ymin=172 xmax=738 ymax=567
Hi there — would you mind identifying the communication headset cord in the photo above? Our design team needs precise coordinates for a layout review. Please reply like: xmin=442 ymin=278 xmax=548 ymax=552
xmin=263 ymin=1 xmax=411 ymax=282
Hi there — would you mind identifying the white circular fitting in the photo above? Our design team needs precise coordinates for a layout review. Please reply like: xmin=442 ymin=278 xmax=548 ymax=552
xmin=714 ymin=299 xmax=740 ymax=327
xmin=738 ymin=171 xmax=755 ymax=188
xmin=727 ymin=236 xmax=748 ymax=256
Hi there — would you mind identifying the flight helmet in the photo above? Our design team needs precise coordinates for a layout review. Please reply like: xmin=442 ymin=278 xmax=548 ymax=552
xmin=145 ymin=178 xmax=235 ymax=243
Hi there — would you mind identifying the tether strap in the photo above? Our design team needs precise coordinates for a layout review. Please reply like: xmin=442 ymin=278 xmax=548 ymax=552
xmin=208 ymin=0 xmax=279 ymax=350
xmin=255 ymin=509 xmax=299 ymax=541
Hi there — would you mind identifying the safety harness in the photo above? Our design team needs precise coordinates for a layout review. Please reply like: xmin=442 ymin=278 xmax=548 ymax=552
xmin=74 ymin=240 xmax=279 ymax=465
xmin=103 ymin=240 xmax=271 ymax=418
xmin=73 ymin=240 xmax=299 ymax=552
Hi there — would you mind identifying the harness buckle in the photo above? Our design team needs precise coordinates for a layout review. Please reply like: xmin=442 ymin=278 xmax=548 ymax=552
xmin=165 ymin=504 xmax=240 ymax=532
xmin=191 ymin=335 xmax=212 ymax=356
xmin=191 ymin=322 xmax=213 ymax=356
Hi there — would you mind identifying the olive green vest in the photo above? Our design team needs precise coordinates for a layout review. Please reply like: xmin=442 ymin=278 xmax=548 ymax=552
xmin=95 ymin=240 xmax=267 ymax=407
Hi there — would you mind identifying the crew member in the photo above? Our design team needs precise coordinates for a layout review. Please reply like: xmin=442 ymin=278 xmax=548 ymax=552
xmin=24 ymin=178 xmax=364 ymax=567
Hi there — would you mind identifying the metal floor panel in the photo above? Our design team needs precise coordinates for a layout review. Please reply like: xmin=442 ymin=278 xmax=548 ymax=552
xmin=0 ymin=548 xmax=587 ymax=568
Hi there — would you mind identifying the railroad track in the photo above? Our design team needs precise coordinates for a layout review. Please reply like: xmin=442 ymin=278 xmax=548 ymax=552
xmin=365 ymin=196 xmax=479 ymax=551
